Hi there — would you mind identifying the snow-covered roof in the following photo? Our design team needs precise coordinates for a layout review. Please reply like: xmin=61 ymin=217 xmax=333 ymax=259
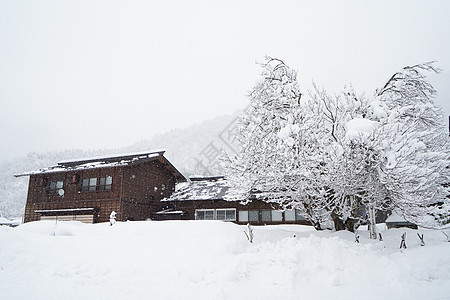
xmin=14 ymin=150 xmax=185 ymax=180
xmin=57 ymin=149 xmax=166 ymax=165
xmin=385 ymin=210 xmax=410 ymax=223
xmin=0 ymin=216 xmax=16 ymax=225
xmin=164 ymin=176 xmax=229 ymax=202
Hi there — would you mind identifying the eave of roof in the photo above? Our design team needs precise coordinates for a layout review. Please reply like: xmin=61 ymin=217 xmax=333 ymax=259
xmin=57 ymin=150 xmax=166 ymax=167
xmin=14 ymin=150 xmax=186 ymax=181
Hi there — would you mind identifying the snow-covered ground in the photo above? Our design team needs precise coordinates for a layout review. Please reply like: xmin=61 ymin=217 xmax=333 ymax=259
xmin=1 ymin=221 xmax=449 ymax=300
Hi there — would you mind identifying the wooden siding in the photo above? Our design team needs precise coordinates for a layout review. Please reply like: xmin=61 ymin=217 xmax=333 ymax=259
xmin=120 ymin=160 xmax=176 ymax=221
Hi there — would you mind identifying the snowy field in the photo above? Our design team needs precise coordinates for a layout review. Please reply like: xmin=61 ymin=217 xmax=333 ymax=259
xmin=1 ymin=221 xmax=449 ymax=300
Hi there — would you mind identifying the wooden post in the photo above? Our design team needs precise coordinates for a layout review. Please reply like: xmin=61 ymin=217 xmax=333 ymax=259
xmin=417 ymin=233 xmax=425 ymax=246
xmin=400 ymin=232 xmax=407 ymax=249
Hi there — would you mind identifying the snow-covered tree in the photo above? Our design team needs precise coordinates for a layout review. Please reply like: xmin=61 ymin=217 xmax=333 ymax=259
xmin=223 ymin=57 xmax=331 ymax=229
xmin=306 ymin=85 xmax=389 ymax=235
xmin=308 ymin=63 xmax=449 ymax=233
xmin=223 ymin=57 xmax=301 ymax=197
xmin=374 ymin=62 xmax=450 ymax=229
xmin=225 ymin=57 xmax=449 ymax=234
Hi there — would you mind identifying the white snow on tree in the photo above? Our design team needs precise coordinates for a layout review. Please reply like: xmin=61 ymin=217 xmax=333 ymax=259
xmin=223 ymin=57 xmax=332 ymax=229
xmin=224 ymin=57 xmax=449 ymax=235
xmin=374 ymin=62 xmax=450 ymax=229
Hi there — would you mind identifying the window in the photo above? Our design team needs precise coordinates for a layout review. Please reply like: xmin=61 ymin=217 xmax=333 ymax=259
xmin=296 ymin=209 xmax=307 ymax=221
xmin=239 ymin=210 xmax=249 ymax=222
xmin=239 ymin=210 xmax=283 ymax=223
xmin=98 ymin=176 xmax=112 ymax=191
xmin=82 ymin=176 xmax=112 ymax=192
xmin=82 ymin=178 xmax=97 ymax=192
xmin=195 ymin=209 xmax=214 ymax=220
xmin=47 ymin=180 xmax=63 ymax=194
xmin=271 ymin=210 xmax=283 ymax=222
xmin=248 ymin=210 xmax=259 ymax=222
xmin=284 ymin=209 xmax=306 ymax=221
xmin=285 ymin=209 xmax=296 ymax=221
xmin=195 ymin=209 xmax=236 ymax=221
xmin=261 ymin=210 xmax=271 ymax=222
xmin=216 ymin=209 xmax=236 ymax=221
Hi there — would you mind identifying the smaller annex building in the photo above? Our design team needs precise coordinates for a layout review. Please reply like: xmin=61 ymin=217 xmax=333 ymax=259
xmin=15 ymin=150 xmax=186 ymax=223
xmin=159 ymin=176 xmax=310 ymax=225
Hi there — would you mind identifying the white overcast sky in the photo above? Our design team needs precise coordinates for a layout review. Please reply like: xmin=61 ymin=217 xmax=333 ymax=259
xmin=1 ymin=0 xmax=449 ymax=162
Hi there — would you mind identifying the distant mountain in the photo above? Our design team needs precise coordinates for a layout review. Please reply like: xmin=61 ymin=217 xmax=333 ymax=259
xmin=0 ymin=112 xmax=240 ymax=218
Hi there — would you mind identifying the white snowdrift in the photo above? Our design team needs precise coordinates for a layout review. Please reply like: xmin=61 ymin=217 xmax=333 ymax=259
xmin=0 ymin=221 xmax=449 ymax=300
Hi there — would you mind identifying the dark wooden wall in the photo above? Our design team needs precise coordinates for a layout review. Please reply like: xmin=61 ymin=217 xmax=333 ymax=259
xmin=120 ymin=159 xmax=177 ymax=221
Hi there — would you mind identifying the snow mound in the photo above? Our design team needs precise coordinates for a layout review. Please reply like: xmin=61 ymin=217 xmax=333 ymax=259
xmin=1 ymin=221 xmax=449 ymax=299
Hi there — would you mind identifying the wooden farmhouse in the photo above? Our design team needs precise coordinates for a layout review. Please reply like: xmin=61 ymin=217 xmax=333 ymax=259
xmin=15 ymin=150 xmax=186 ymax=223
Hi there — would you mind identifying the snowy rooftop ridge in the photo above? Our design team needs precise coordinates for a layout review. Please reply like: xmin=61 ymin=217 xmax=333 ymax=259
xmin=14 ymin=149 xmax=167 ymax=177
xmin=57 ymin=149 xmax=166 ymax=166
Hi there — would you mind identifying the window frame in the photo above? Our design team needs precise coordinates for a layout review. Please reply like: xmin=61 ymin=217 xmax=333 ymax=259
xmin=81 ymin=176 xmax=112 ymax=192
xmin=284 ymin=209 xmax=306 ymax=221
xmin=239 ymin=210 xmax=249 ymax=222
xmin=284 ymin=209 xmax=296 ymax=221
xmin=98 ymin=176 xmax=112 ymax=191
xmin=195 ymin=209 xmax=215 ymax=220
xmin=216 ymin=208 xmax=236 ymax=221
xmin=248 ymin=210 xmax=259 ymax=222
xmin=261 ymin=209 xmax=272 ymax=222
xmin=271 ymin=210 xmax=283 ymax=222
xmin=195 ymin=208 xmax=236 ymax=221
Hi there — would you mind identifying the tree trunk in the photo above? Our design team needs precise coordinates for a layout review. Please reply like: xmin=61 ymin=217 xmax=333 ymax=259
xmin=344 ymin=218 xmax=358 ymax=233
xmin=331 ymin=211 xmax=346 ymax=231
xmin=332 ymin=210 xmax=358 ymax=232
xmin=367 ymin=206 xmax=378 ymax=239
